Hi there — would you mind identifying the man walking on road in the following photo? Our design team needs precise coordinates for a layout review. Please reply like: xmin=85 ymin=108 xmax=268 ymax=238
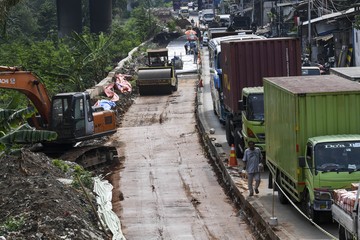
xmin=242 ymin=141 xmax=263 ymax=196
xmin=193 ymin=44 xmax=198 ymax=64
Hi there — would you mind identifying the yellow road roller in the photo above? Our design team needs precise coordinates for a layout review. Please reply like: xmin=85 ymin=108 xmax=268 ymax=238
xmin=137 ymin=48 xmax=178 ymax=95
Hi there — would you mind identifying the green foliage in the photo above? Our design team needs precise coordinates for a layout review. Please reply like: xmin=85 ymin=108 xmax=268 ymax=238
xmin=0 ymin=106 xmax=57 ymax=155
xmin=0 ymin=0 xmax=163 ymax=97
xmin=167 ymin=19 xmax=177 ymax=32
xmin=127 ymin=6 xmax=161 ymax=41
xmin=0 ymin=0 xmax=23 ymax=37
xmin=68 ymin=31 xmax=115 ymax=88
xmin=355 ymin=15 xmax=360 ymax=30
xmin=52 ymin=159 xmax=93 ymax=189
xmin=72 ymin=165 xmax=94 ymax=189
xmin=36 ymin=1 xmax=57 ymax=38
xmin=0 ymin=215 xmax=25 ymax=233
xmin=52 ymin=159 xmax=70 ymax=172
xmin=5 ymin=2 xmax=39 ymax=40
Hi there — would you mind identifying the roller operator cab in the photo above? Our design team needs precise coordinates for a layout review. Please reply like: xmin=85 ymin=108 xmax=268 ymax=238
xmin=50 ymin=92 xmax=116 ymax=144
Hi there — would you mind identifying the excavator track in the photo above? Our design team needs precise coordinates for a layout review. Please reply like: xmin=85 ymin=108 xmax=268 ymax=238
xmin=59 ymin=145 xmax=119 ymax=169
xmin=40 ymin=141 xmax=119 ymax=169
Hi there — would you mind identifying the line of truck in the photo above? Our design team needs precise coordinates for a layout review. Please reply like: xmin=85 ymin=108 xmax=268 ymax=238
xmin=209 ymin=35 xmax=301 ymax=157
xmin=207 ymin=32 xmax=360 ymax=235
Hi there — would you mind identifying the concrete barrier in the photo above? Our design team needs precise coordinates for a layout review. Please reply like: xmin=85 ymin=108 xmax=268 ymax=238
xmin=86 ymin=40 xmax=151 ymax=99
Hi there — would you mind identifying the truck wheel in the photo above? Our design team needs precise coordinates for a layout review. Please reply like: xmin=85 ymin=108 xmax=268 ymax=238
xmin=339 ymin=225 xmax=345 ymax=240
xmin=276 ymin=176 xmax=289 ymax=204
xmin=339 ymin=225 xmax=350 ymax=240
xmin=212 ymin=101 xmax=217 ymax=116
xmin=225 ymin=116 xmax=234 ymax=145
xmin=234 ymin=128 xmax=243 ymax=158
xmin=268 ymin=172 xmax=273 ymax=189
xmin=303 ymin=190 xmax=320 ymax=223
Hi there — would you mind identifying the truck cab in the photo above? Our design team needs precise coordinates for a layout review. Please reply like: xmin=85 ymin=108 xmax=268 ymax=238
xmin=301 ymin=136 xmax=360 ymax=221
xmin=236 ymin=87 xmax=265 ymax=157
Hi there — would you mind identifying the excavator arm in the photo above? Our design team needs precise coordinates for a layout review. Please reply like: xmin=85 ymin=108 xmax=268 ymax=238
xmin=0 ymin=66 xmax=52 ymax=126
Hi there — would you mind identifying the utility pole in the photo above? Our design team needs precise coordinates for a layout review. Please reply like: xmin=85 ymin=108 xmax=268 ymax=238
xmin=308 ymin=0 xmax=311 ymax=55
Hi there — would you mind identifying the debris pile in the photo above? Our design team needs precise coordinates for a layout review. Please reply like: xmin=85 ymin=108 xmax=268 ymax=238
xmin=0 ymin=150 xmax=107 ymax=239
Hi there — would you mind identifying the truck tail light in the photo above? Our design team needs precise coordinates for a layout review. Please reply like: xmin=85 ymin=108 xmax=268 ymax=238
xmin=247 ymin=128 xmax=256 ymax=138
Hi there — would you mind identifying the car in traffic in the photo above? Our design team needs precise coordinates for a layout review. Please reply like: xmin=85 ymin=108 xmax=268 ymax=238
xmin=202 ymin=9 xmax=215 ymax=24
xmin=179 ymin=7 xmax=190 ymax=19
xmin=301 ymin=66 xmax=321 ymax=75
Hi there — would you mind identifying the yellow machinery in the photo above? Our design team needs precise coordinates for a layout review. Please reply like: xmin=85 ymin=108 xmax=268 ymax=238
xmin=137 ymin=48 xmax=178 ymax=95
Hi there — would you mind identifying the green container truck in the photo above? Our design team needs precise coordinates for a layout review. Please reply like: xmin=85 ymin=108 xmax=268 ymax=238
xmin=264 ymin=75 xmax=360 ymax=222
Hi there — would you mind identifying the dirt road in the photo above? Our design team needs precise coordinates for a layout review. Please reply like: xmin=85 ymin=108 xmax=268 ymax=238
xmin=108 ymin=76 xmax=254 ymax=239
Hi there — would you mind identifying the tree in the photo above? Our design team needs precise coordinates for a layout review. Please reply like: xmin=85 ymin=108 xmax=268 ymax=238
xmin=0 ymin=0 xmax=22 ymax=38
xmin=128 ymin=6 xmax=160 ymax=41
xmin=355 ymin=15 xmax=360 ymax=30
xmin=37 ymin=1 xmax=57 ymax=39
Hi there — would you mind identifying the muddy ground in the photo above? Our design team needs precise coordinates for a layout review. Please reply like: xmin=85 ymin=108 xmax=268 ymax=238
xmin=0 ymin=31 xmax=183 ymax=240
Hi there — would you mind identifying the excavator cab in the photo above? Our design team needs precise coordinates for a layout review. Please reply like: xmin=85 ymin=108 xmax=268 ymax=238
xmin=50 ymin=92 xmax=116 ymax=143
xmin=50 ymin=93 xmax=94 ymax=142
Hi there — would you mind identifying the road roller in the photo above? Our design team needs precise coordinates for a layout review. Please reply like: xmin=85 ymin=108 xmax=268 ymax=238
xmin=137 ymin=48 xmax=178 ymax=95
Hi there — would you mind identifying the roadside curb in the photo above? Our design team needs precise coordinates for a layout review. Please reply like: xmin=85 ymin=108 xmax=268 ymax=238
xmin=195 ymin=85 xmax=296 ymax=240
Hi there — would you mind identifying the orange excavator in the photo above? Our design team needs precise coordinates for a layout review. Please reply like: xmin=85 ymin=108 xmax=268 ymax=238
xmin=0 ymin=66 xmax=118 ymax=168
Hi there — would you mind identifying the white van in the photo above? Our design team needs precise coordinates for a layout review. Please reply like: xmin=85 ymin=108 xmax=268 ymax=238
xmin=201 ymin=9 xmax=215 ymax=24
xmin=179 ymin=7 xmax=190 ymax=19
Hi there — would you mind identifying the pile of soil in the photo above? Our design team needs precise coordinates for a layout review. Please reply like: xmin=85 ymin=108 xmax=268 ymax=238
xmin=0 ymin=32 xmax=182 ymax=240
xmin=0 ymin=150 xmax=107 ymax=239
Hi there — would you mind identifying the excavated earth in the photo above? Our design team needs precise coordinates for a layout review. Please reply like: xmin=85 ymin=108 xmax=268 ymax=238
xmin=0 ymin=32 xmax=181 ymax=240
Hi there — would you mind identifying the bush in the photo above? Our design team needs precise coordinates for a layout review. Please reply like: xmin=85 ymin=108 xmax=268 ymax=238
xmin=0 ymin=215 xmax=25 ymax=234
